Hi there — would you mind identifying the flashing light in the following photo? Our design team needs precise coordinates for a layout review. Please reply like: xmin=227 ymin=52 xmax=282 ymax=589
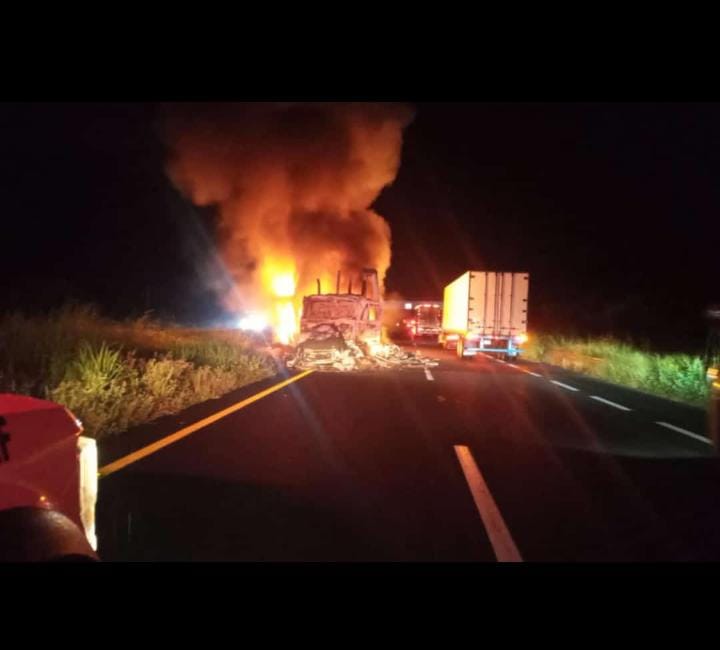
xmin=238 ymin=313 xmax=269 ymax=332
xmin=404 ymin=302 xmax=413 ymax=309
xmin=514 ymin=333 xmax=529 ymax=344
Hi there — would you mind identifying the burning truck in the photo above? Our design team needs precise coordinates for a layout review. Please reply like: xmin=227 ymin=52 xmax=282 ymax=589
xmin=287 ymin=268 xmax=435 ymax=371
xmin=288 ymin=268 xmax=382 ymax=370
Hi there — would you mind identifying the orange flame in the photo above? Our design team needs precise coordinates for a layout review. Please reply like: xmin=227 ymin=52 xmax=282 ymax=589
xmin=275 ymin=301 xmax=296 ymax=345
xmin=163 ymin=103 xmax=414 ymax=337
xmin=259 ymin=262 xmax=298 ymax=343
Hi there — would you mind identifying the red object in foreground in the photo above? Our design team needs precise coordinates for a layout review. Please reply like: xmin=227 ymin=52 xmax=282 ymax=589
xmin=0 ymin=393 xmax=97 ymax=561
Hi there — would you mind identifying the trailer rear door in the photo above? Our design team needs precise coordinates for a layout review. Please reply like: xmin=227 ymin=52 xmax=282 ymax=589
xmin=468 ymin=272 xmax=529 ymax=336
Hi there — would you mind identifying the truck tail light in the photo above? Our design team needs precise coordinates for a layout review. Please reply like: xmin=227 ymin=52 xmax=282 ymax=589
xmin=446 ymin=334 xmax=459 ymax=341
xmin=77 ymin=436 xmax=98 ymax=551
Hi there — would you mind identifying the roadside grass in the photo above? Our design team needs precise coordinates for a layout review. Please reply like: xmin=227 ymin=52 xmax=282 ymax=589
xmin=523 ymin=334 xmax=709 ymax=406
xmin=0 ymin=305 xmax=276 ymax=439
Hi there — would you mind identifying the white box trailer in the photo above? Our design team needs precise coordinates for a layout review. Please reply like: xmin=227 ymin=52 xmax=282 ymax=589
xmin=440 ymin=271 xmax=529 ymax=359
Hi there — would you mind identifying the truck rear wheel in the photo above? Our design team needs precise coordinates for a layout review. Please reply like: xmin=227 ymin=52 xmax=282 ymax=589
xmin=457 ymin=339 xmax=470 ymax=360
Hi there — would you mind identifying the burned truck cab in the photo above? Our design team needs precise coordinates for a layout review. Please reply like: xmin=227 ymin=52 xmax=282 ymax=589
xmin=294 ymin=269 xmax=383 ymax=368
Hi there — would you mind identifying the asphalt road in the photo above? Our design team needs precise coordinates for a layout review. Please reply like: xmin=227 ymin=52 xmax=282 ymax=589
xmin=96 ymin=346 xmax=720 ymax=561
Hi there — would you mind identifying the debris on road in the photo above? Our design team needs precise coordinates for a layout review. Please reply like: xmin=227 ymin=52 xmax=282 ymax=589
xmin=286 ymin=340 xmax=438 ymax=371
xmin=365 ymin=342 xmax=439 ymax=370
xmin=286 ymin=324 xmax=438 ymax=372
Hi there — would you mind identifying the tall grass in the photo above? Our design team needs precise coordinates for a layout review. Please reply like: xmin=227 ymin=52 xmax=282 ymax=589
xmin=0 ymin=306 xmax=276 ymax=439
xmin=523 ymin=334 xmax=709 ymax=406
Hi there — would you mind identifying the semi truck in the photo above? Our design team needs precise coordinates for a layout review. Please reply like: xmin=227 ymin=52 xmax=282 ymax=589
xmin=382 ymin=299 xmax=442 ymax=342
xmin=439 ymin=271 xmax=529 ymax=360
xmin=292 ymin=268 xmax=383 ymax=367
xmin=409 ymin=302 xmax=443 ymax=340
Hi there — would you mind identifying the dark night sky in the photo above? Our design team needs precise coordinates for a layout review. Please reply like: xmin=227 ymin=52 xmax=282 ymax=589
xmin=2 ymin=102 xmax=718 ymax=351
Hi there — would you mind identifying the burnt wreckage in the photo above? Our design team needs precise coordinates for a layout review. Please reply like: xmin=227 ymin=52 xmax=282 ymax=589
xmin=287 ymin=269 xmax=437 ymax=371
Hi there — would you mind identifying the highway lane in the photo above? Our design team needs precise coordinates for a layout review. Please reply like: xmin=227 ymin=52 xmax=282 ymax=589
xmin=96 ymin=347 xmax=720 ymax=561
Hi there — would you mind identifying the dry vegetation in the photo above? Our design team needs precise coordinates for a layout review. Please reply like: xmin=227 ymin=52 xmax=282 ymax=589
xmin=0 ymin=306 xmax=276 ymax=439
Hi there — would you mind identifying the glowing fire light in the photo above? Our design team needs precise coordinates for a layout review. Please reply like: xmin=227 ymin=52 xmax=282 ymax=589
xmin=275 ymin=301 xmax=296 ymax=345
xmin=272 ymin=273 xmax=296 ymax=298
xmin=263 ymin=268 xmax=298 ymax=344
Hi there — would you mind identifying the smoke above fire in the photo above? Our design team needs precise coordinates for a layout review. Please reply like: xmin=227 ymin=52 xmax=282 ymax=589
xmin=163 ymin=103 xmax=414 ymax=316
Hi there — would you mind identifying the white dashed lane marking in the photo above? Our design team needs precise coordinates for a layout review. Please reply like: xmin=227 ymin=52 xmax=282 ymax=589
xmin=655 ymin=421 xmax=712 ymax=445
xmin=589 ymin=395 xmax=632 ymax=411
xmin=518 ymin=368 xmax=543 ymax=377
xmin=550 ymin=380 xmax=580 ymax=392
xmin=488 ymin=358 xmax=712 ymax=450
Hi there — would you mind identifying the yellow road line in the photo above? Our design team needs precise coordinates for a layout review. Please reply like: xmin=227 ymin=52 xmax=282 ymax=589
xmin=99 ymin=370 xmax=314 ymax=478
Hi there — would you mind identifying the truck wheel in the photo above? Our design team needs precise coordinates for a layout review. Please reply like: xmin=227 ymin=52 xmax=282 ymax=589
xmin=0 ymin=508 xmax=98 ymax=562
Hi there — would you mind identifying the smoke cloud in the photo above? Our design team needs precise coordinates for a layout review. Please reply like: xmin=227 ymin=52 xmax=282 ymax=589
xmin=163 ymin=102 xmax=414 ymax=312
